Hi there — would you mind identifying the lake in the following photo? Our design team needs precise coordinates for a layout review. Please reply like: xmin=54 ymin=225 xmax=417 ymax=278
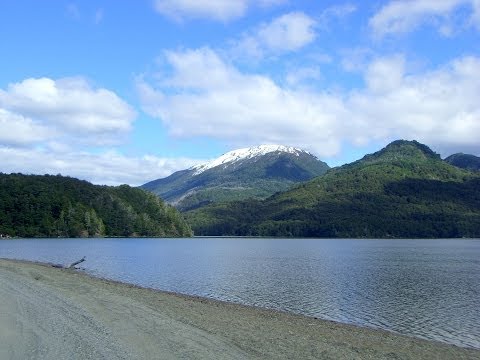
xmin=0 ymin=238 xmax=479 ymax=349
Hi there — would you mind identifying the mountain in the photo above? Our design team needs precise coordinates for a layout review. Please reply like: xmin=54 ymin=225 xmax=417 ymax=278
xmin=141 ymin=145 xmax=329 ymax=211
xmin=0 ymin=173 xmax=192 ymax=238
xmin=445 ymin=153 xmax=480 ymax=171
xmin=186 ymin=140 xmax=480 ymax=238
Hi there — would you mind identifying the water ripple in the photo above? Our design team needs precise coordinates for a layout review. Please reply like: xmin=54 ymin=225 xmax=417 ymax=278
xmin=1 ymin=238 xmax=479 ymax=349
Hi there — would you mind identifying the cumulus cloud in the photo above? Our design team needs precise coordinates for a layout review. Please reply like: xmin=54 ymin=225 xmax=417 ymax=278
xmin=231 ymin=6 xmax=358 ymax=61
xmin=138 ymin=47 xmax=480 ymax=158
xmin=0 ymin=77 xmax=136 ymax=146
xmin=0 ymin=146 xmax=202 ymax=186
xmin=0 ymin=109 xmax=52 ymax=146
xmin=349 ymin=55 xmax=480 ymax=152
xmin=364 ymin=55 xmax=405 ymax=92
xmin=0 ymin=77 xmax=160 ymax=185
xmin=154 ymin=0 xmax=285 ymax=22
xmin=138 ymin=47 xmax=350 ymax=157
xmin=256 ymin=12 xmax=317 ymax=52
xmin=370 ymin=0 xmax=480 ymax=37
xmin=232 ymin=11 xmax=317 ymax=60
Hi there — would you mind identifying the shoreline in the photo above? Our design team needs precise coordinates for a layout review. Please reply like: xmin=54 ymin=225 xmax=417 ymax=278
xmin=1 ymin=258 xmax=479 ymax=359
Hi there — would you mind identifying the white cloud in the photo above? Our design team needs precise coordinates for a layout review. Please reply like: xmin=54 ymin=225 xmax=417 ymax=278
xmin=233 ymin=12 xmax=317 ymax=59
xmin=0 ymin=77 xmax=136 ymax=146
xmin=0 ymin=76 xmax=199 ymax=186
xmin=256 ymin=12 xmax=317 ymax=52
xmin=364 ymin=55 xmax=405 ymax=92
xmin=163 ymin=48 xmax=236 ymax=89
xmin=231 ymin=6 xmax=358 ymax=61
xmin=349 ymin=55 xmax=480 ymax=152
xmin=153 ymin=0 xmax=285 ymax=22
xmin=370 ymin=0 xmax=479 ymax=37
xmin=0 ymin=109 xmax=52 ymax=146
xmin=154 ymin=0 xmax=245 ymax=22
xmin=0 ymin=146 xmax=202 ymax=186
xmin=138 ymin=47 xmax=350 ymax=157
xmin=139 ymin=47 xmax=480 ymax=159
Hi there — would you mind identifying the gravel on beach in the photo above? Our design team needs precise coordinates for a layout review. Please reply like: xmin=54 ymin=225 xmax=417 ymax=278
xmin=0 ymin=258 xmax=478 ymax=359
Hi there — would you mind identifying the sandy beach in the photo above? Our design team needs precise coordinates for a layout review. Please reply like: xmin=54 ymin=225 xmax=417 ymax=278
xmin=0 ymin=258 xmax=478 ymax=359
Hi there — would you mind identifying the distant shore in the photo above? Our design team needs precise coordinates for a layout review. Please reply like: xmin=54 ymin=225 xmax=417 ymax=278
xmin=1 ymin=258 xmax=478 ymax=359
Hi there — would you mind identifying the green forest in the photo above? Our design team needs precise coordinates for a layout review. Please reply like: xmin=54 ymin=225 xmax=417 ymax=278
xmin=2 ymin=141 xmax=479 ymax=239
xmin=0 ymin=173 xmax=192 ymax=238
xmin=186 ymin=141 xmax=480 ymax=238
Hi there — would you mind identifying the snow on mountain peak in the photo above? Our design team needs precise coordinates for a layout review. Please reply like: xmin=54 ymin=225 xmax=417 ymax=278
xmin=191 ymin=145 xmax=309 ymax=175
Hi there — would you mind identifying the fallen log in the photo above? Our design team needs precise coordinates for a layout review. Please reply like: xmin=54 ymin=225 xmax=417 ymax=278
xmin=68 ymin=256 xmax=86 ymax=269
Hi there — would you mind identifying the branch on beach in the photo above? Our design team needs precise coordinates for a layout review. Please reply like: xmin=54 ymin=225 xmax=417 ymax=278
xmin=68 ymin=256 xmax=86 ymax=269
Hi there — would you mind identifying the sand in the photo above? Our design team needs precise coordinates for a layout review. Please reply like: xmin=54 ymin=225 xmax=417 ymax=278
xmin=0 ymin=259 xmax=478 ymax=359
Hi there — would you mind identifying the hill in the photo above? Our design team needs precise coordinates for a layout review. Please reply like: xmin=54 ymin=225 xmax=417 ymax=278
xmin=141 ymin=145 xmax=329 ymax=211
xmin=445 ymin=153 xmax=480 ymax=171
xmin=0 ymin=173 xmax=192 ymax=238
xmin=186 ymin=140 xmax=480 ymax=238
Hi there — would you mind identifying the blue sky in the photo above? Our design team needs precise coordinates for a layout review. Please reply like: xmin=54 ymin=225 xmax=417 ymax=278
xmin=1 ymin=0 xmax=479 ymax=185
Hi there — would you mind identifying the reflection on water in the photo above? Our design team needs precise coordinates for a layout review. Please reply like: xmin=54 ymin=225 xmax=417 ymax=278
xmin=1 ymin=238 xmax=479 ymax=349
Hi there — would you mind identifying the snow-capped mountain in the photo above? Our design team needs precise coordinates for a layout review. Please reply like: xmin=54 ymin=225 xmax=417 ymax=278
xmin=191 ymin=145 xmax=310 ymax=175
xmin=141 ymin=145 xmax=329 ymax=211
xmin=187 ymin=140 xmax=480 ymax=238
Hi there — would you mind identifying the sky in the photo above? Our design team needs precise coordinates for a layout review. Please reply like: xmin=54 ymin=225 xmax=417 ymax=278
xmin=1 ymin=0 xmax=479 ymax=186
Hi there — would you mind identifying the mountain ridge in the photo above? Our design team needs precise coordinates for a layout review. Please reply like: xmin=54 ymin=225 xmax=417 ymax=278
xmin=142 ymin=144 xmax=329 ymax=211
xmin=186 ymin=140 xmax=480 ymax=238
xmin=190 ymin=145 xmax=313 ymax=175
xmin=445 ymin=153 xmax=480 ymax=171
xmin=358 ymin=140 xmax=441 ymax=163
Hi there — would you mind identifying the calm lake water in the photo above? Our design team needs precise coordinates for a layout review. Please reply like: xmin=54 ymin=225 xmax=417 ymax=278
xmin=1 ymin=238 xmax=479 ymax=349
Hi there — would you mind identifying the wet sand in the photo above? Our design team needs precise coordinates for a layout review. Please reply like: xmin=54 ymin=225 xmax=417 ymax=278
xmin=0 ymin=258 xmax=478 ymax=359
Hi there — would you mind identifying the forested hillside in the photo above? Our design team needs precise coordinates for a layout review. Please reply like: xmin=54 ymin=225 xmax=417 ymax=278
xmin=186 ymin=141 xmax=480 ymax=238
xmin=0 ymin=173 xmax=192 ymax=238
xmin=142 ymin=145 xmax=329 ymax=211
xmin=445 ymin=153 xmax=480 ymax=171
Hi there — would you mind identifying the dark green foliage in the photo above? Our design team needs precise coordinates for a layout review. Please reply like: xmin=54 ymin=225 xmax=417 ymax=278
xmin=0 ymin=173 xmax=192 ymax=238
xmin=186 ymin=140 xmax=480 ymax=238
xmin=142 ymin=150 xmax=329 ymax=211
xmin=445 ymin=153 xmax=480 ymax=171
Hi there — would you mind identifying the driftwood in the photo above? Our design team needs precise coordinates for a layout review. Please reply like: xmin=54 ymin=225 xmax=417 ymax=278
xmin=68 ymin=256 xmax=86 ymax=269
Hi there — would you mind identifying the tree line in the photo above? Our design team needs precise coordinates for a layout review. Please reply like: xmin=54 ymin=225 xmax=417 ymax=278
xmin=0 ymin=173 xmax=192 ymax=238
